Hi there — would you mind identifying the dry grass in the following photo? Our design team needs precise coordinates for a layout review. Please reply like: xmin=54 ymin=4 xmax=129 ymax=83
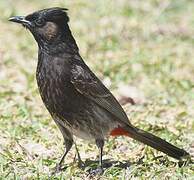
xmin=0 ymin=0 xmax=194 ymax=179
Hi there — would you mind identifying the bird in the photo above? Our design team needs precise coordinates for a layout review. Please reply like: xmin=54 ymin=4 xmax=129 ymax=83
xmin=9 ymin=7 xmax=189 ymax=173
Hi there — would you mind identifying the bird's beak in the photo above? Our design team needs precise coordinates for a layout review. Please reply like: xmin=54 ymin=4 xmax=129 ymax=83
xmin=9 ymin=16 xmax=32 ymax=27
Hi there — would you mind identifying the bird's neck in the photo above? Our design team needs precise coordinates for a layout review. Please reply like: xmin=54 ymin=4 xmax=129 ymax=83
xmin=38 ymin=24 xmax=79 ymax=55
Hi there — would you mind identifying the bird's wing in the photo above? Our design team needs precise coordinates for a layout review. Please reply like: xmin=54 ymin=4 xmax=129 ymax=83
xmin=70 ymin=64 xmax=130 ymax=124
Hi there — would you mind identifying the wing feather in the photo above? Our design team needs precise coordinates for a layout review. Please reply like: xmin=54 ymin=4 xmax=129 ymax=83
xmin=70 ymin=64 xmax=130 ymax=124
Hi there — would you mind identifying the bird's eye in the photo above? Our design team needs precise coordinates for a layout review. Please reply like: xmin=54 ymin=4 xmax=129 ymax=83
xmin=35 ymin=19 xmax=45 ymax=27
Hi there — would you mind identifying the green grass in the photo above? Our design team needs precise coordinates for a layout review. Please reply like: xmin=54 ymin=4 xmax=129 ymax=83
xmin=0 ymin=0 xmax=194 ymax=179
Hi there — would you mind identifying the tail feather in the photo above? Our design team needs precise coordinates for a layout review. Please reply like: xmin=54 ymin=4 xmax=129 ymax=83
xmin=125 ymin=125 xmax=189 ymax=160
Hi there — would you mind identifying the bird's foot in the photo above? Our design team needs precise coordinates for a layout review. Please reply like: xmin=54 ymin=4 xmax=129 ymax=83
xmin=73 ymin=152 xmax=85 ymax=169
xmin=78 ymin=159 xmax=85 ymax=169
xmin=51 ymin=163 xmax=63 ymax=175
xmin=89 ymin=167 xmax=104 ymax=176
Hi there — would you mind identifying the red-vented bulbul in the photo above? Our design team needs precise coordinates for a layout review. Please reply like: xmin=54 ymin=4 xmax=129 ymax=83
xmin=9 ymin=7 xmax=189 ymax=173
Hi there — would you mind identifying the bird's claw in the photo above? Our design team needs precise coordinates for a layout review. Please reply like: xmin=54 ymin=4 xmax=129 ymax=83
xmin=89 ymin=167 xmax=104 ymax=176
xmin=51 ymin=163 xmax=62 ymax=175
xmin=78 ymin=160 xmax=85 ymax=169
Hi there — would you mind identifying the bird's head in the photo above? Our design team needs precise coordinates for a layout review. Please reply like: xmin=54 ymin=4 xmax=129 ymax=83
xmin=9 ymin=7 xmax=71 ymax=48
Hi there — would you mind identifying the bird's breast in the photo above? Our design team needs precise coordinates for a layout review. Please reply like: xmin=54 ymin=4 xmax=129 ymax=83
xmin=36 ymin=56 xmax=83 ymax=119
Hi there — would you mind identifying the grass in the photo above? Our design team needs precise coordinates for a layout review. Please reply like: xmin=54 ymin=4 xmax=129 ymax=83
xmin=0 ymin=0 xmax=194 ymax=179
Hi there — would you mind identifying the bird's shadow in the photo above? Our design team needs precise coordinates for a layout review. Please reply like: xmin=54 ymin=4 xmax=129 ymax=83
xmin=56 ymin=155 xmax=191 ymax=176
xmin=59 ymin=158 xmax=134 ymax=173
xmin=77 ymin=156 xmax=144 ymax=172
xmin=84 ymin=159 xmax=131 ymax=169
xmin=59 ymin=155 xmax=145 ymax=173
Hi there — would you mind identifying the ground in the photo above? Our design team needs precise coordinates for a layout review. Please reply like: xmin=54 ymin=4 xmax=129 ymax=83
xmin=0 ymin=0 xmax=194 ymax=179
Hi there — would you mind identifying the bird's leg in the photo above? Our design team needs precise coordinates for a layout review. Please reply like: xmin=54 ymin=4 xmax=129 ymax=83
xmin=54 ymin=138 xmax=73 ymax=174
xmin=93 ymin=139 xmax=104 ymax=174
xmin=52 ymin=119 xmax=74 ymax=173
xmin=74 ymin=142 xmax=84 ymax=168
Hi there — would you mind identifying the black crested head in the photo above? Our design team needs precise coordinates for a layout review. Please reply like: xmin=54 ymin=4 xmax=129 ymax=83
xmin=9 ymin=7 xmax=78 ymax=53
xmin=25 ymin=7 xmax=69 ymax=26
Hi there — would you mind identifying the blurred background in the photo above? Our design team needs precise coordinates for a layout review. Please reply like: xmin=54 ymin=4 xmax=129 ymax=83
xmin=0 ymin=0 xmax=194 ymax=179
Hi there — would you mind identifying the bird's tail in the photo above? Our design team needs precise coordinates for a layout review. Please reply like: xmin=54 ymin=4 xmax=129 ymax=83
xmin=124 ymin=125 xmax=189 ymax=160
